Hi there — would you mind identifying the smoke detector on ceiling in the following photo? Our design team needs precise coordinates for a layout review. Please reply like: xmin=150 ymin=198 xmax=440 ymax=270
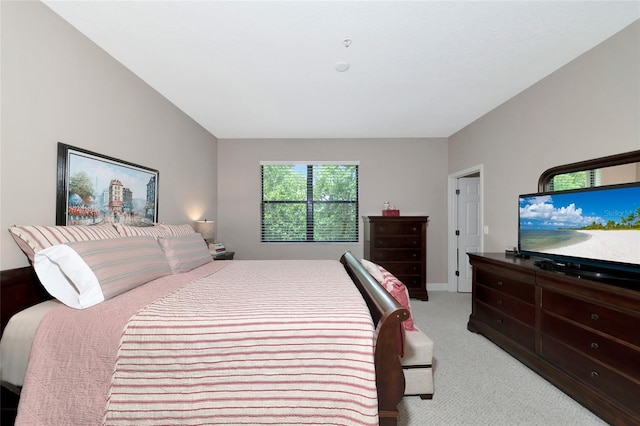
xmin=335 ymin=61 xmax=350 ymax=72
xmin=335 ymin=37 xmax=351 ymax=72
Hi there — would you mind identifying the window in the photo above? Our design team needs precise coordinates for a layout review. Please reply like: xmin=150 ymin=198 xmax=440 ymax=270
xmin=536 ymin=150 xmax=640 ymax=193
xmin=549 ymin=169 xmax=601 ymax=191
xmin=261 ymin=162 xmax=359 ymax=242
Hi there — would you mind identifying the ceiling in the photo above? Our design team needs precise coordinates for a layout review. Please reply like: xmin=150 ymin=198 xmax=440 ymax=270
xmin=42 ymin=1 xmax=640 ymax=139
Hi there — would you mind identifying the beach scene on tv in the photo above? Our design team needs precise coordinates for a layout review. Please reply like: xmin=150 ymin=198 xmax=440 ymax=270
xmin=519 ymin=186 xmax=640 ymax=266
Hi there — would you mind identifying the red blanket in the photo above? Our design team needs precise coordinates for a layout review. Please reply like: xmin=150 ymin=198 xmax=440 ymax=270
xmin=17 ymin=260 xmax=378 ymax=425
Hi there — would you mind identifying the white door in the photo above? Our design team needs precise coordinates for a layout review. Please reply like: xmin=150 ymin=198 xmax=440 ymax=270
xmin=456 ymin=177 xmax=481 ymax=292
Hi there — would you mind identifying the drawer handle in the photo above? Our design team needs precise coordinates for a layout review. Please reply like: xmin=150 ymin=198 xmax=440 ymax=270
xmin=590 ymin=342 xmax=599 ymax=350
xmin=590 ymin=371 xmax=599 ymax=378
xmin=496 ymin=299 xmax=503 ymax=306
xmin=496 ymin=319 xmax=504 ymax=325
xmin=497 ymin=281 xmax=503 ymax=286
xmin=412 ymin=253 xmax=417 ymax=258
xmin=412 ymin=227 xmax=417 ymax=232
xmin=590 ymin=313 xmax=599 ymax=321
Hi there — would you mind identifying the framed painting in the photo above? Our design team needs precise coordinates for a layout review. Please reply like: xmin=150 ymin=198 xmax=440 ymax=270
xmin=56 ymin=143 xmax=159 ymax=226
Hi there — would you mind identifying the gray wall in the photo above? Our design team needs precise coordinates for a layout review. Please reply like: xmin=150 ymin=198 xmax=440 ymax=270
xmin=217 ymin=138 xmax=449 ymax=284
xmin=2 ymin=1 xmax=637 ymax=289
xmin=448 ymin=20 xmax=639 ymax=253
xmin=1 ymin=1 xmax=218 ymax=270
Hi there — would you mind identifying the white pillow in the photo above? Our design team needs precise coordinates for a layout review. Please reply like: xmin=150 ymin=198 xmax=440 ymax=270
xmin=33 ymin=236 xmax=172 ymax=309
xmin=33 ymin=245 xmax=104 ymax=309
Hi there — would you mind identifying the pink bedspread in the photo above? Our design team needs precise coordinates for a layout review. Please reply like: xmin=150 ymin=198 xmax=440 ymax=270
xmin=16 ymin=260 xmax=378 ymax=425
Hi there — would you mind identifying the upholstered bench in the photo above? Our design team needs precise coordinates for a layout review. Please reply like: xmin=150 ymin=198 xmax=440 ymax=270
xmin=358 ymin=258 xmax=434 ymax=399
xmin=401 ymin=328 xmax=434 ymax=399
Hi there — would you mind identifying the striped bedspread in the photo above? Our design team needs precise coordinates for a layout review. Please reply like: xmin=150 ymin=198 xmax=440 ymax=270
xmin=104 ymin=260 xmax=378 ymax=425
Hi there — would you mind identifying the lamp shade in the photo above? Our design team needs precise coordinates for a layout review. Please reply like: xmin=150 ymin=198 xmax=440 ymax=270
xmin=195 ymin=220 xmax=215 ymax=241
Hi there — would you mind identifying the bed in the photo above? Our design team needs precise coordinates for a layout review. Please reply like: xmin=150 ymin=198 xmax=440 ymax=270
xmin=1 ymin=224 xmax=409 ymax=425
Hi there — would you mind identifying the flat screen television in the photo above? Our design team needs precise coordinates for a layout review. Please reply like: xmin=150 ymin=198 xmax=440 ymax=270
xmin=518 ymin=182 xmax=640 ymax=282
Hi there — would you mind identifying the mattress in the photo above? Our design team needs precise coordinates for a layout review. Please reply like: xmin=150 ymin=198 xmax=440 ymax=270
xmin=0 ymin=300 xmax=61 ymax=387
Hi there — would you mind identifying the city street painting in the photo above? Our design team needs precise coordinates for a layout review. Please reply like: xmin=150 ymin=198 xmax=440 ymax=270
xmin=56 ymin=143 xmax=159 ymax=226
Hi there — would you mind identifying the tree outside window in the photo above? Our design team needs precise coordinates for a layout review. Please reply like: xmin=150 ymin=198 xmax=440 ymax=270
xmin=550 ymin=170 xmax=601 ymax=191
xmin=261 ymin=163 xmax=358 ymax=242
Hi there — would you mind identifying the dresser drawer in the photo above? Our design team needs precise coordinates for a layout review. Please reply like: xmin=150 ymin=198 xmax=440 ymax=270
xmin=395 ymin=274 xmax=423 ymax=290
xmin=542 ymin=290 xmax=640 ymax=347
xmin=542 ymin=313 xmax=640 ymax=379
xmin=371 ymin=249 xmax=421 ymax=262
xmin=475 ymin=302 xmax=535 ymax=350
xmin=474 ymin=268 xmax=535 ymax=304
xmin=373 ymin=236 xmax=422 ymax=249
xmin=541 ymin=335 xmax=640 ymax=416
xmin=373 ymin=222 xmax=422 ymax=236
xmin=379 ymin=261 xmax=422 ymax=276
xmin=476 ymin=284 xmax=535 ymax=326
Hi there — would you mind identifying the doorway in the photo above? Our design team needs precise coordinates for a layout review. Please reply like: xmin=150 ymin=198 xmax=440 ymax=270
xmin=448 ymin=166 xmax=483 ymax=292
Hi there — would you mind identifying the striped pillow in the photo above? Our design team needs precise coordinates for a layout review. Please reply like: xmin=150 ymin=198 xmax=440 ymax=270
xmin=114 ymin=223 xmax=168 ymax=238
xmin=158 ymin=234 xmax=212 ymax=273
xmin=68 ymin=236 xmax=171 ymax=300
xmin=157 ymin=223 xmax=196 ymax=236
xmin=33 ymin=236 xmax=171 ymax=308
xmin=8 ymin=224 xmax=121 ymax=262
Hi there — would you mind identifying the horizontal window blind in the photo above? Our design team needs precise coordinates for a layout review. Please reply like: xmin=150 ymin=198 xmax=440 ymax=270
xmin=261 ymin=163 xmax=359 ymax=242
xmin=550 ymin=169 xmax=601 ymax=191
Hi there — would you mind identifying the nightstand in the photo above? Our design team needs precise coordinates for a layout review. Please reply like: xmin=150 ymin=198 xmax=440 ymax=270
xmin=212 ymin=251 xmax=235 ymax=260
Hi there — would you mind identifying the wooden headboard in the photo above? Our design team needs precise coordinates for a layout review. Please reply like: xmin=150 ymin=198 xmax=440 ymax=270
xmin=0 ymin=266 xmax=51 ymax=336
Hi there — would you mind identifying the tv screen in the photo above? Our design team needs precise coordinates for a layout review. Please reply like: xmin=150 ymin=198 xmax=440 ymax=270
xmin=518 ymin=182 xmax=640 ymax=276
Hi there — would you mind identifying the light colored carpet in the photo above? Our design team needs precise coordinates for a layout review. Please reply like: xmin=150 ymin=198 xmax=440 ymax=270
xmin=398 ymin=291 xmax=608 ymax=426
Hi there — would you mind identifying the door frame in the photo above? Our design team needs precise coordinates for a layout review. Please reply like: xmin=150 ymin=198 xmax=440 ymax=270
xmin=447 ymin=164 xmax=484 ymax=292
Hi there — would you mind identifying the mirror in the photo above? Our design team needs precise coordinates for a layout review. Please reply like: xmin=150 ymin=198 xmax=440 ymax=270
xmin=538 ymin=150 xmax=640 ymax=192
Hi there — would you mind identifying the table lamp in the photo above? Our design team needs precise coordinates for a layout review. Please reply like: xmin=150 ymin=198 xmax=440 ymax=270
xmin=195 ymin=219 xmax=215 ymax=248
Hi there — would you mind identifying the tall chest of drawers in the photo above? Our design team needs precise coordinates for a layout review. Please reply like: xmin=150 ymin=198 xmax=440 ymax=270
xmin=468 ymin=253 xmax=640 ymax=426
xmin=363 ymin=216 xmax=428 ymax=300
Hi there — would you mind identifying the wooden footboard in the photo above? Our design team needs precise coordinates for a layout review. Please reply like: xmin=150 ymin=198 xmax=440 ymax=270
xmin=340 ymin=251 xmax=409 ymax=426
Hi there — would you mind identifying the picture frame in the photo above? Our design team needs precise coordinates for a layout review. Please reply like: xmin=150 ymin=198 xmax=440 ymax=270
xmin=56 ymin=142 xmax=159 ymax=226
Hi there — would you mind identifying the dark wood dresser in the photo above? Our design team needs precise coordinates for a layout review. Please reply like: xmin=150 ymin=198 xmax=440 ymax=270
xmin=363 ymin=216 xmax=428 ymax=300
xmin=467 ymin=253 xmax=640 ymax=426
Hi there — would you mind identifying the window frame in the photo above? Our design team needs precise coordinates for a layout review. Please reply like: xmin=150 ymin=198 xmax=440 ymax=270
xmin=260 ymin=161 xmax=359 ymax=243
xmin=538 ymin=150 xmax=640 ymax=192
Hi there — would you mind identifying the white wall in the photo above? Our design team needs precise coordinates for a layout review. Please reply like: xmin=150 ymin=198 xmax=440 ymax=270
xmin=448 ymin=20 xmax=640 ymax=253
xmin=1 ymin=1 xmax=218 ymax=270
xmin=217 ymin=138 xmax=449 ymax=284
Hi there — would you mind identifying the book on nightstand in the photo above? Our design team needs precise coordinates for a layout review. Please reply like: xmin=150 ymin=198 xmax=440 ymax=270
xmin=209 ymin=242 xmax=226 ymax=255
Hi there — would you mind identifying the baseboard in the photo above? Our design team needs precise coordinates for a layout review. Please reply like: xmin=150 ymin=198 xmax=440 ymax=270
xmin=426 ymin=282 xmax=448 ymax=292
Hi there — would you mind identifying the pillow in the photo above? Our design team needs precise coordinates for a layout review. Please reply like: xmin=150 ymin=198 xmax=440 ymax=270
xmin=157 ymin=223 xmax=196 ymax=236
xmin=378 ymin=266 xmax=417 ymax=331
xmin=33 ymin=245 xmax=104 ymax=309
xmin=114 ymin=223 xmax=168 ymax=238
xmin=158 ymin=234 xmax=213 ymax=273
xmin=360 ymin=258 xmax=385 ymax=282
xmin=360 ymin=259 xmax=417 ymax=331
xmin=8 ymin=224 xmax=121 ymax=262
xmin=33 ymin=236 xmax=171 ymax=308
